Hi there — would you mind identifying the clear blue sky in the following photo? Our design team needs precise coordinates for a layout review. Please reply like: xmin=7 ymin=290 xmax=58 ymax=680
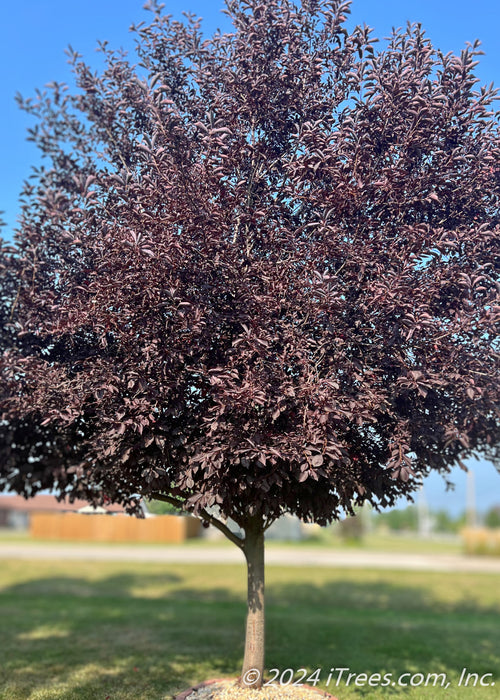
xmin=1 ymin=0 xmax=499 ymax=515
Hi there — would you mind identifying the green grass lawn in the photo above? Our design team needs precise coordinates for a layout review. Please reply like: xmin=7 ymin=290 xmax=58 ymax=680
xmin=0 ymin=558 xmax=498 ymax=699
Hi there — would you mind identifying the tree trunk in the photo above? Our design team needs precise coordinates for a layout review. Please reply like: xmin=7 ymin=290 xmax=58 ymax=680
xmin=240 ymin=516 xmax=265 ymax=689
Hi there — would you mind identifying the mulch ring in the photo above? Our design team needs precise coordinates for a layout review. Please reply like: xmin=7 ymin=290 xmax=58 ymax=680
xmin=174 ymin=678 xmax=338 ymax=700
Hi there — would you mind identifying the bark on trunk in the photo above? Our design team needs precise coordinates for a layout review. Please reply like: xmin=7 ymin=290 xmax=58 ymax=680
xmin=240 ymin=517 xmax=265 ymax=689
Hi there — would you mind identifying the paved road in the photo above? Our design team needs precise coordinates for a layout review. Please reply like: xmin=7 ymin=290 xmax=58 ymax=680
xmin=1 ymin=542 xmax=500 ymax=573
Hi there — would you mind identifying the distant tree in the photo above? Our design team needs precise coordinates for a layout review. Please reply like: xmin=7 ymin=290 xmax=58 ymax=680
xmin=374 ymin=506 xmax=419 ymax=532
xmin=145 ymin=498 xmax=183 ymax=516
xmin=1 ymin=0 xmax=499 ymax=687
xmin=433 ymin=509 xmax=466 ymax=534
xmin=338 ymin=513 xmax=365 ymax=541
xmin=484 ymin=505 xmax=500 ymax=529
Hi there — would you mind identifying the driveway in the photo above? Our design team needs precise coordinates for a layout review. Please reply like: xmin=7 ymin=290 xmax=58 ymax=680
xmin=1 ymin=542 xmax=499 ymax=573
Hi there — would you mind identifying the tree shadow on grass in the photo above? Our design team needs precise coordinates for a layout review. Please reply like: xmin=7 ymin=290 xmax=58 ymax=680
xmin=0 ymin=569 xmax=244 ymax=700
xmin=0 ymin=565 xmax=499 ymax=698
xmin=265 ymin=573 xmax=500 ymax=696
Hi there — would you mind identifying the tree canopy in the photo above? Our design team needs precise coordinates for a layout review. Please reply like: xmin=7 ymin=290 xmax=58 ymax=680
xmin=1 ymin=0 xmax=499 ymax=527
xmin=2 ymin=0 xmax=500 ymax=685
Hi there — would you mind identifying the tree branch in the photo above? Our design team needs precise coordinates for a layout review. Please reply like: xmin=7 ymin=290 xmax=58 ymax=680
xmin=198 ymin=506 xmax=246 ymax=549
xmin=149 ymin=491 xmax=245 ymax=549
xmin=263 ymin=515 xmax=277 ymax=532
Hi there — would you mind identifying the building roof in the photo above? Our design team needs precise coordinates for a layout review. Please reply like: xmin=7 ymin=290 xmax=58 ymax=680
xmin=0 ymin=494 xmax=128 ymax=514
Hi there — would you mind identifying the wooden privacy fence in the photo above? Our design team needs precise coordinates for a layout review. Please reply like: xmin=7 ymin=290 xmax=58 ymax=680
xmin=30 ymin=512 xmax=201 ymax=543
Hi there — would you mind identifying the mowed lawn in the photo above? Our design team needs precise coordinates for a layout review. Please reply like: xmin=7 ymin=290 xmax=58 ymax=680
xmin=0 ymin=558 xmax=499 ymax=699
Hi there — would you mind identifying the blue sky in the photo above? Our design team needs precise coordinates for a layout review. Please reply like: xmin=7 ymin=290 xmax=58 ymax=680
xmin=2 ymin=0 xmax=500 ymax=238
xmin=1 ymin=0 xmax=499 ymax=515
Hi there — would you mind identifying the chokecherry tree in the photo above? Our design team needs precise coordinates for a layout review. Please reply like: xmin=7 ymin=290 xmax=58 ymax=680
xmin=1 ymin=0 xmax=499 ymax=687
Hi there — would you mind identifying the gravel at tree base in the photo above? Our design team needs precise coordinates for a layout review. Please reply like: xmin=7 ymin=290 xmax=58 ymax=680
xmin=174 ymin=679 xmax=337 ymax=700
